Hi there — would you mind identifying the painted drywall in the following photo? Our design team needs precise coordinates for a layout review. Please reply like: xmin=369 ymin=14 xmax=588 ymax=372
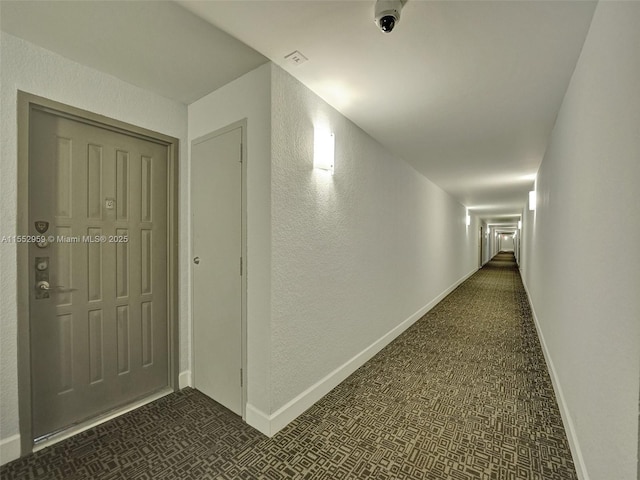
xmin=485 ymin=229 xmax=499 ymax=261
xmin=520 ymin=3 xmax=640 ymax=479
xmin=480 ymin=224 xmax=491 ymax=266
xmin=187 ymin=63 xmax=272 ymax=417
xmin=0 ymin=32 xmax=189 ymax=464
xmin=516 ymin=226 xmax=523 ymax=266
xmin=269 ymin=65 xmax=478 ymax=415
xmin=490 ymin=230 xmax=500 ymax=258
xmin=499 ymin=235 xmax=514 ymax=252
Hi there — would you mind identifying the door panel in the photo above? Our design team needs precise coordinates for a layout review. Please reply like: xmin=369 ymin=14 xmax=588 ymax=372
xmin=192 ymin=127 xmax=242 ymax=416
xmin=29 ymin=108 xmax=169 ymax=439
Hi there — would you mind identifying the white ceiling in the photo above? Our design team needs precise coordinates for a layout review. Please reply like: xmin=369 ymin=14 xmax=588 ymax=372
xmin=2 ymin=0 xmax=597 ymax=223
xmin=0 ymin=0 xmax=268 ymax=104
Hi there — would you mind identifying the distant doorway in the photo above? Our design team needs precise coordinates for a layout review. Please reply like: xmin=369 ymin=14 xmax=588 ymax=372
xmin=479 ymin=226 xmax=483 ymax=267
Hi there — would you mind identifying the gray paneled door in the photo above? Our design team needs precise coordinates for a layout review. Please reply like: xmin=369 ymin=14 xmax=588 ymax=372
xmin=29 ymin=108 xmax=169 ymax=440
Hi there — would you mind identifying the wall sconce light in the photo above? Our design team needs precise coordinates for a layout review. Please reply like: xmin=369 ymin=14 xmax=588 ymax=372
xmin=529 ymin=191 xmax=536 ymax=211
xmin=518 ymin=220 xmax=522 ymax=229
xmin=465 ymin=215 xmax=471 ymax=226
xmin=314 ymin=129 xmax=335 ymax=174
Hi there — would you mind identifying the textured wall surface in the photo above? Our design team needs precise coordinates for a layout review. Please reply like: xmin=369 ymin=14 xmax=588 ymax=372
xmin=270 ymin=66 xmax=478 ymax=412
xmin=520 ymin=3 xmax=640 ymax=479
xmin=0 ymin=32 xmax=188 ymax=458
xmin=188 ymin=64 xmax=272 ymax=415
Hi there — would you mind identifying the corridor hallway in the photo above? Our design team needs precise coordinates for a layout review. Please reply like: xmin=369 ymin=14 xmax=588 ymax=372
xmin=1 ymin=253 xmax=576 ymax=479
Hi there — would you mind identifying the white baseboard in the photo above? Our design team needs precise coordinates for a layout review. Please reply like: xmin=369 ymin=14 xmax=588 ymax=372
xmin=245 ymin=404 xmax=271 ymax=437
xmin=0 ymin=434 xmax=21 ymax=466
xmin=246 ymin=268 xmax=477 ymax=438
xmin=521 ymin=278 xmax=589 ymax=480
xmin=179 ymin=370 xmax=192 ymax=389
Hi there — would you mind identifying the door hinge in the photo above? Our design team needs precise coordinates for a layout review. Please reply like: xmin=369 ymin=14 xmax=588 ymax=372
xmin=240 ymin=143 xmax=243 ymax=163
xmin=240 ymin=257 xmax=243 ymax=276
xmin=240 ymin=368 xmax=243 ymax=387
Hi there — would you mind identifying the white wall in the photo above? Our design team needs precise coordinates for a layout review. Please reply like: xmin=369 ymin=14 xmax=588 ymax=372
xmin=480 ymin=223 xmax=492 ymax=266
xmin=268 ymin=65 xmax=478 ymax=428
xmin=500 ymin=234 xmax=514 ymax=252
xmin=520 ymin=3 xmax=640 ymax=479
xmin=485 ymin=229 xmax=499 ymax=260
xmin=187 ymin=64 xmax=272 ymax=419
xmin=0 ymin=32 xmax=189 ymax=464
xmin=481 ymin=224 xmax=489 ymax=265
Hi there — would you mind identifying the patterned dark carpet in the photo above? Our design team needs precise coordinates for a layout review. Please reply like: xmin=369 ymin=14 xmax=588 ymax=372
xmin=1 ymin=252 xmax=576 ymax=479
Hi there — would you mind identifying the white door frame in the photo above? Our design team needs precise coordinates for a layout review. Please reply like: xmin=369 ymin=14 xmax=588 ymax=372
xmin=190 ymin=120 xmax=248 ymax=419
xmin=16 ymin=92 xmax=180 ymax=456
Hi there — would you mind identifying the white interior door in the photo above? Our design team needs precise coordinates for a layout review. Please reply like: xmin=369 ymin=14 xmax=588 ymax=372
xmin=191 ymin=126 xmax=243 ymax=416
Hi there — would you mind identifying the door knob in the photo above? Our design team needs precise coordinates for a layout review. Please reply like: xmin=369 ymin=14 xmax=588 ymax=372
xmin=193 ymin=257 xmax=200 ymax=265
xmin=36 ymin=281 xmax=50 ymax=290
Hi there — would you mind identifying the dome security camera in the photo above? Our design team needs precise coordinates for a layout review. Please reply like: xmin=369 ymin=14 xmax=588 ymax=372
xmin=374 ymin=0 xmax=404 ymax=33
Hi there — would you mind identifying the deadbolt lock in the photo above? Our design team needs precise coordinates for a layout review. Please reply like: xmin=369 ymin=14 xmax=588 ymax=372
xmin=35 ymin=256 xmax=50 ymax=299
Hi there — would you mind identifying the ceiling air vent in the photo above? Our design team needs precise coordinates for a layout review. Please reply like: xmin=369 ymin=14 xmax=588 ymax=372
xmin=284 ymin=50 xmax=308 ymax=66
